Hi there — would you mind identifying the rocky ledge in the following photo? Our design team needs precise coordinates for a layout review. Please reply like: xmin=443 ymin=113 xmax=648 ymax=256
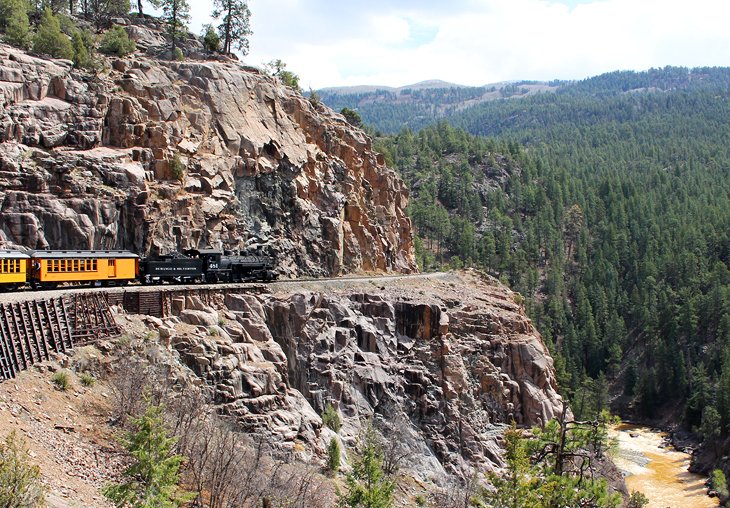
xmin=134 ymin=271 xmax=564 ymax=480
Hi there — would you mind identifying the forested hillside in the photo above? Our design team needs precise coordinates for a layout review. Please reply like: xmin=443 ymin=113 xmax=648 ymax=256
xmin=318 ymin=81 xmax=559 ymax=134
xmin=372 ymin=67 xmax=730 ymax=465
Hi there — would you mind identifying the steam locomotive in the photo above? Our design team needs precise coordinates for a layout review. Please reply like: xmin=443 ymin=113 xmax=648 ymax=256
xmin=0 ymin=248 xmax=277 ymax=290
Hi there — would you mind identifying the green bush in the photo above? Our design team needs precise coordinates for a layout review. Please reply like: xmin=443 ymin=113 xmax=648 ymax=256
xmin=71 ymin=29 xmax=99 ymax=70
xmin=80 ymin=373 xmax=96 ymax=387
xmin=279 ymin=70 xmax=300 ymax=91
xmin=173 ymin=47 xmax=184 ymax=61
xmin=338 ymin=423 xmax=394 ymax=508
xmin=201 ymin=24 xmax=219 ymax=53
xmin=32 ymin=8 xmax=74 ymax=60
xmin=0 ymin=431 xmax=46 ymax=507
xmin=322 ymin=403 xmax=341 ymax=432
xmin=712 ymin=469 xmax=729 ymax=500
xmin=0 ymin=0 xmax=31 ymax=49
xmin=169 ymin=153 xmax=185 ymax=182
xmin=98 ymin=26 xmax=135 ymax=56
xmin=341 ymin=107 xmax=362 ymax=128
xmin=264 ymin=59 xmax=301 ymax=92
xmin=51 ymin=370 xmax=70 ymax=391
xmin=326 ymin=437 xmax=340 ymax=473
xmin=627 ymin=491 xmax=649 ymax=508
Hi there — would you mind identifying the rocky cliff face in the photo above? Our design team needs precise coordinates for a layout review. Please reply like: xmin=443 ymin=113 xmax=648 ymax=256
xmin=148 ymin=271 xmax=565 ymax=480
xmin=0 ymin=22 xmax=415 ymax=276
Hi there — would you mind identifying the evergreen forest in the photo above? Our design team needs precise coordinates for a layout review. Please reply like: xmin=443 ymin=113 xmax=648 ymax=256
xmin=356 ymin=67 xmax=730 ymax=461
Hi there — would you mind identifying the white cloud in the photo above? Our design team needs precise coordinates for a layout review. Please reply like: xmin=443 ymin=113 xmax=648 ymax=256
xmin=184 ymin=0 xmax=730 ymax=88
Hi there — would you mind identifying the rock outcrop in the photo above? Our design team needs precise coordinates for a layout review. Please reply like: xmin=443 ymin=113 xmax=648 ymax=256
xmin=0 ymin=21 xmax=415 ymax=276
xmin=148 ymin=271 xmax=564 ymax=480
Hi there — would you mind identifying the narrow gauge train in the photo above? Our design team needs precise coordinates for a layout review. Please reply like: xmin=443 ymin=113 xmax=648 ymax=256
xmin=0 ymin=248 xmax=276 ymax=290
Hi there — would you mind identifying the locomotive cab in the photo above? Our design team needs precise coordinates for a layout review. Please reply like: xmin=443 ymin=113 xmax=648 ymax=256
xmin=184 ymin=249 xmax=228 ymax=283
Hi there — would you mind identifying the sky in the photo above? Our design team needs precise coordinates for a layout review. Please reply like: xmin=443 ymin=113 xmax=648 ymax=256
xmin=185 ymin=0 xmax=730 ymax=90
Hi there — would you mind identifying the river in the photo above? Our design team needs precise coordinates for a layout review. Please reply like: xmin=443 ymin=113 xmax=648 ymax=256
xmin=611 ymin=424 xmax=719 ymax=507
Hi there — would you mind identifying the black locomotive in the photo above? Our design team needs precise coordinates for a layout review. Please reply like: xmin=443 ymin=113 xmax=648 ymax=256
xmin=140 ymin=249 xmax=277 ymax=284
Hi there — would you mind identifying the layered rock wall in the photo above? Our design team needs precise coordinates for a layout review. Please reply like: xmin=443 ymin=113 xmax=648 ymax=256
xmin=151 ymin=272 xmax=564 ymax=479
xmin=0 ymin=31 xmax=415 ymax=276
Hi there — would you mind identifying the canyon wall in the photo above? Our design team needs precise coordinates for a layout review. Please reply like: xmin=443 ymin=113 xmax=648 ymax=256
xmin=0 ymin=27 xmax=415 ymax=276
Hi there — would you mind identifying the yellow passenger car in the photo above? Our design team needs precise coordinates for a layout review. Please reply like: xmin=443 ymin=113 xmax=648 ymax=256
xmin=0 ymin=250 xmax=30 ymax=289
xmin=29 ymin=250 xmax=139 ymax=287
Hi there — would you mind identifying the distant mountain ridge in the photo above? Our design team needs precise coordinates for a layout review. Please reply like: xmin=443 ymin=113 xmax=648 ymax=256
xmin=320 ymin=79 xmax=470 ymax=95
xmin=317 ymin=79 xmax=562 ymax=133
xmin=318 ymin=66 xmax=730 ymax=135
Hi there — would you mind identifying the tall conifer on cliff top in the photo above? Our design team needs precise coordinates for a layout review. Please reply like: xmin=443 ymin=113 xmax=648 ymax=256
xmin=212 ymin=0 xmax=251 ymax=55
xmin=152 ymin=0 xmax=189 ymax=59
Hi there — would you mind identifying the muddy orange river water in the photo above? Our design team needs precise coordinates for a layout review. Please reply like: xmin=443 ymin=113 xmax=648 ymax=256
xmin=611 ymin=424 xmax=718 ymax=507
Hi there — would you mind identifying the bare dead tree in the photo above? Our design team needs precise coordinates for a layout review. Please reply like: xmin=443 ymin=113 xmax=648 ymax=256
xmin=429 ymin=472 xmax=478 ymax=508
xmin=374 ymin=411 xmax=416 ymax=477
xmin=106 ymin=353 xmax=152 ymax=426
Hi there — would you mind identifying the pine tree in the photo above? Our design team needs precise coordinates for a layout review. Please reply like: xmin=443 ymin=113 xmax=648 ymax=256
xmin=0 ymin=431 xmax=45 ymax=507
xmin=70 ymin=29 xmax=97 ymax=69
xmin=102 ymin=404 xmax=195 ymax=508
xmin=153 ymin=0 xmax=189 ymax=59
xmin=32 ymin=7 xmax=74 ymax=59
xmin=0 ymin=0 xmax=31 ymax=48
xmin=327 ymin=437 xmax=341 ymax=474
xmin=475 ymin=413 xmax=621 ymax=508
xmin=212 ymin=0 xmax=250 ymax=55
xmin=338 ymin=423 xmax=395 ymax=508
xmin=479 ymin=423 xmax=539 ymax=508
xmin=85 ymin=0 xmax=130 ymax=29
xmin=717 ymin=349 xmax=730 ymax=434
xmin=201 ymin=23 xmax=219 ymax=53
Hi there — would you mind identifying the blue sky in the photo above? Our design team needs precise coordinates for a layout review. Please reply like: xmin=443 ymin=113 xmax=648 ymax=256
xmin=186 ymin=0 xmax=730 ymax=89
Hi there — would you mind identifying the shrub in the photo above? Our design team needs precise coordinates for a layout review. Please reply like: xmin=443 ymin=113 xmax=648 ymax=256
xmin=98 ymin=26 xmax=135 ymax=57
xmin=71 ymin=29 xmax=99 ymax=70
xmin=32 ymin=8 xmax=74 ymax=60
xmin=340 ymin=107 xmax=362 ymax=128
xmin=711 ymin=469 xmax=729 ymax=500
xmin=627 ymin=491 xmax=649 ymax=508
xmin=322 ymin=403 xmax=341 ymax=432
xmin=201 ymin=24 xmax=219 ymax=53
xmin=338 ymin=423 xmax=394 ymax=508
xmin=0 ymin=431 xmax=46 ymax=507
xmin=80 ymin=373 xmax=96 ymax=387
xmin=51 ymin=370 xmax=70 ymax=391
xmin=279 ymin=70 xmax=300 ymax=91
xmin=173 ymin=47 xmax=184 ymax=61
xmin=169 ymin=153 xmax=185 ymax=182
xmin=326 ymin=437 xmax=340 ymax=473
xmin=264 ymin=59 xmax=301 ymax=92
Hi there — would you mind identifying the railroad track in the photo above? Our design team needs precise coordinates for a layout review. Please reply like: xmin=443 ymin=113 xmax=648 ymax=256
xmin=0 ymin=272 xmax=448 ymax=381
xmin=0 ymin=271 xmax=440 ymax=305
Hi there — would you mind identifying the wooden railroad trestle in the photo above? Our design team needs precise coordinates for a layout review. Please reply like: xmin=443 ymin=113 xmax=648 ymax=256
xmin=0 ymin=293 xmax=120 ymax=381
xmin=0 ymin=285 xmax=268 ymax=381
